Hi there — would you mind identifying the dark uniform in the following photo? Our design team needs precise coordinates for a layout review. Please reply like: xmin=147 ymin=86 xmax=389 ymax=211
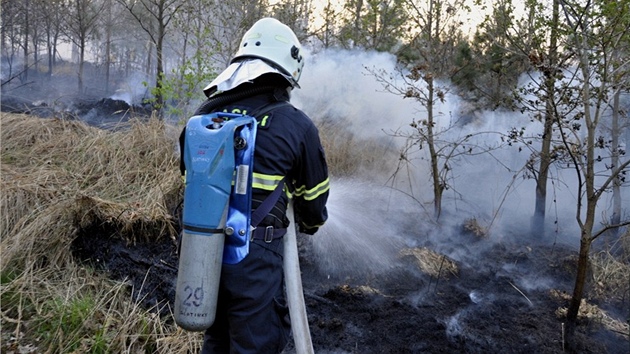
xmin=188 ymin=76 xmax=329 ymax=354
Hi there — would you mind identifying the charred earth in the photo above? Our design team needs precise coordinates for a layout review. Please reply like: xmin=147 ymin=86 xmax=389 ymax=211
xmin=71 ymin=221 xmax=630 ymax=354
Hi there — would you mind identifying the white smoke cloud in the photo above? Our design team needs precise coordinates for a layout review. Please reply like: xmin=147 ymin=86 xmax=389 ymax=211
xmin=294 ymin=48 xmax=417 ymax=138
xmin=109 ymin=71 xmax=151 ymax=105
xmin=293 ymin=48 xmax=630 ymax=257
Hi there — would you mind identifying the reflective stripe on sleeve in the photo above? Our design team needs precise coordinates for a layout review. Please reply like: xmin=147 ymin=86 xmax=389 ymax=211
xmin=294 ymin=177 xmax=330 ymax=201
xmin=252 ymin=173 xmax=284 ymax=191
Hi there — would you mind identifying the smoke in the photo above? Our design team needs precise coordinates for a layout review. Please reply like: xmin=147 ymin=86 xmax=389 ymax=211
xmin=293 ymin=49 xmax=417 ymax=139
xmin=294 ymin=50 xmax=491 ymax=211
xmin=291 ymin=48 xmax=630 ymax=281
xmin=0 ymin=60 xmax=15 ymax=81
xmin=109 ymin=71 xmax=151 ymax=105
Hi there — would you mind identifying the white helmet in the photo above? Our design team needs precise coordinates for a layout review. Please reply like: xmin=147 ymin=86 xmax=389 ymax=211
xmin=231 ymin=18 xmax=304 ymax=88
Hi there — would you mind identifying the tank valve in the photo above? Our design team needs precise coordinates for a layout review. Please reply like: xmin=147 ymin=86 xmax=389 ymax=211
xmin=234 ymin=137 xmax=246 ymax=150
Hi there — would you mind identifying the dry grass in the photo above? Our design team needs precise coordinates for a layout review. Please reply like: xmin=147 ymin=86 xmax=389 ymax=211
xmin=462 ymin=218 xmax=489 ymax=238
xmin=590 ymin=235 xmax=630 ymax=303
xmin=1 ymin=113 xmax=181 ymax=264
xmin=0 ymin=113 xmax=193 ymax=352
xmin=551 ymin=289 xmax=629 ymax=338
xmin=1 ymin=263 xmax=203 ymax=353
xmin=399 ymin=247 xmax=459 ymax=278
xmin=316 ymin=117 xmax=397 ymax=180
xmin=551 ymin=230 xmax=629 ymax=339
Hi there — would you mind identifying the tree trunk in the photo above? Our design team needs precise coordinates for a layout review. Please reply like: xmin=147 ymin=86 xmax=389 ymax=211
xmin=567 ymin=152 xmax=597 ymax=324
xmin=146 ymin=41 xmax=153 ymax=77
xmin=125 ymin=49 xmax=131 ymax=78
xmin=47 ymin=31 xmax=53 ymax=78
xmin=155 ymin=25 xmax=165 ymax=109
xmin=354 ymin=0 xmax=363 ymax=47
xmin=533 ymin=116 xmax=553 ymax=237
xmin=564 ymin=226 xmax=592 ymax=351
xmin=105 ymin=0 xmax=112 ymax=95
xmin=610 ymin=87 xmax=621 ymax=230
xmin=22 ymin=0 xmax=29 ymax=83
xmin=425 ymin=0 xmax=442 ymax=219
xmin=78 ymin=38 xmax=85 ymax=94
xmin=566 ymin=231 xmax=591 ymax=321
xmin=32 ymin=28 xmax=39 ymax=74
xmin=532 ymin=0 xmax=559 ymax=239
xmin=53 ymin=32 xmax=58 ymax=68
xmin=604 ymin=85 xmax=622 ymax=251
xmin=427 ymin=77 xmax=441 ymax=219
xmin=567 ymin=29 xmax=598 ymax=324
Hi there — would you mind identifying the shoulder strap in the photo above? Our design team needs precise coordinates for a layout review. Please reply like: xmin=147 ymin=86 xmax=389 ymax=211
xmin=248 ymin=100 xmax=291 ymax=227
xmin=250 ymin=177 xmax=286 ymax=228
xmin=248 ymin=100 xmax=291 ymax=120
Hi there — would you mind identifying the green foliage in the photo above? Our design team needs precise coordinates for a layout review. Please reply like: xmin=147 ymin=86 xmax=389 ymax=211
xmin=35 ymin=295 xmax=96 ymax=352
xmin=271 ymin=0 xmax=311 ymax=39
xmin=396 ymin=0 xmax=470 ymax=80
xmin=451 ymin=41 xmax=478 ymax=93
xmin=90 ymin=328 xmax=109 ymax=354
xmin=1 ymin=274 xmax=35 ymax=322
xmin=464 ymin=0 xmax=532 ymax=108
xmin=310 ymin=0 xmax=342 ymax=48
xmin=1 ymin=268 xmax=18 ymax=285
xmin=338 ymin=0 xmax=408 ymax=52
xmin=144 ymin=52 xmax=217 ymax=120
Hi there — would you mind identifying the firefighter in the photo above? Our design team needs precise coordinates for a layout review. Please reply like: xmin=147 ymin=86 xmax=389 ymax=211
xmin=193 ymin=18 xmax=329 ymax=354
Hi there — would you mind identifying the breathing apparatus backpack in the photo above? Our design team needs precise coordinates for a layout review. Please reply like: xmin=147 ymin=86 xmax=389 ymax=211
xmin=174 ymin=101 xmax=288 ymax=331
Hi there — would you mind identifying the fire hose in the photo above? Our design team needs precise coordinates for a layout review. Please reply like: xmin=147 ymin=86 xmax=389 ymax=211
xmin=284 ymin=199 xmax=314 ymax=354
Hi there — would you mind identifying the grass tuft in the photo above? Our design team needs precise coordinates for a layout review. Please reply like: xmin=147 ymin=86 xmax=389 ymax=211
xmin=0 ymin=113 xmax=196 ymax=352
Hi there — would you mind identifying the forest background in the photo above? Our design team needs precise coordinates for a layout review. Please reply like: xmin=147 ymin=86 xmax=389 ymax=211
xmin=1 ymin=0 xmax=629 ymax=352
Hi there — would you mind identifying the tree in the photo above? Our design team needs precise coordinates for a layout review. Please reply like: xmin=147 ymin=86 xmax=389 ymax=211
xmin=310 ymin=0 xmax=341 ymax=48
xmin=554 ymin=0 xmax=630 ymax=334
xmin=604 ymin=2 xmax=630 ymax=238
xmin=530 ymin=0 xmax=561 ymax=238
xmin=497 ymin=0 xmax=567 ymax=238
xmin=200 ymin=0 xmax=270 ymax=67
xmin=338 ymin=0 xmax=408 ymax=52
xmin=157 ymin=0 xmax=221 ymax=118
xmin=64 ymin=0 xmax=105 ymax=94
xmin=474 ymin=0 xmax=590 ymax=242
xmin=22 ymin=0 xmax=30 ymax=83
xmin=1 ymin=0 xmax=24 ymax=84
xmin=468 ymin=0 xmax=531 ymax=109
xmin=390 ymin=0 xmax=469 ymax=218
xmin=101 ymin=0 xmax=114 ymax=94
xmin=272 ymin=0 xmax=312 ymax=40
xmin=116 ymin=0 xmax=186 ymax=109
xmin=34 ymin=0 xmax=66 ymax=78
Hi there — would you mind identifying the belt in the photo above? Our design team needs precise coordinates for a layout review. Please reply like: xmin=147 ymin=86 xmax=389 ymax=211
xmin=251 ymin=226 xmax=287 ymax=243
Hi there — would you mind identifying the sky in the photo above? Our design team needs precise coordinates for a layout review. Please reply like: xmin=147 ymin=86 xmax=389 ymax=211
xmin=305 ymin=0 xmax=526 ymax=37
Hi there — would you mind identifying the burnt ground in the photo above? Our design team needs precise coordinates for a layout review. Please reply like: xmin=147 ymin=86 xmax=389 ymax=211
xmin=1 ymin=92 xmax=153 ymax=129
xmin=71 ymin=223 xmax=630 ymax=354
